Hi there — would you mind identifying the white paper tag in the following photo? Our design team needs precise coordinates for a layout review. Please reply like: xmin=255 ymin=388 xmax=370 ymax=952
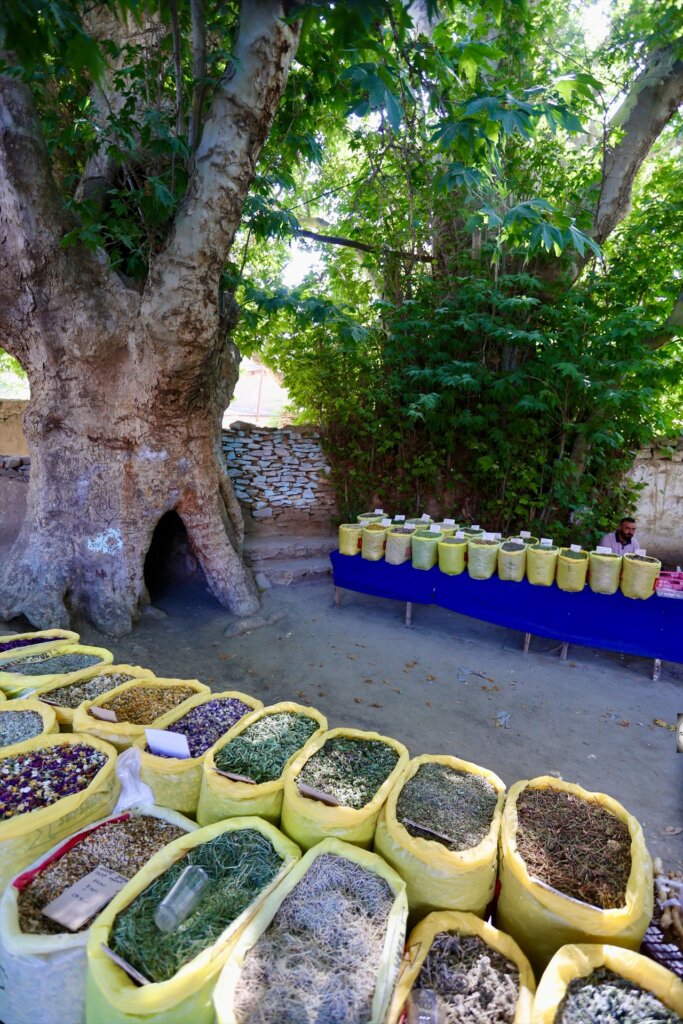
xmin=493 ymin=532 xmax=502 ymax=540
xmin=636 ymin=548 xmax=647 ymax=556
xmin=394 ymin=514 xmax=405 ymax=521
xmin=429 ymin=524 xmax=441 ymax=533
xmin=540 ymin=538 xmax=553 ymax=547
xmin=380 ymin=518 xmax=392 ymax=527
xmin=520 ymin=530 xmax=531 ymax=538
xmin=89 ymin=706 xmax=117 ymax=722
xmin=373 ymin=508 xmax=384 ymax=515
xmin=100 ymin=944 xmax=150 ymax=986
xmin=145 ymin=728 xmax=191 ymax=759
xmin=596 ymin=546 xmax=612 ymax=555
xmin=420 ymin=513 xmax=430 ymax=522
xmin=43 ymin=865 xmax=128 ymax=931
xmin=443 ymin=518 xmax=455 ymax=526
xmin=482 ymin=532 xmax=495 ymax=541
xmin=404 ymin=523 xmax=416 ymax=532
xmin=471 ymin=524 xmax=480 ymax=530
xmin=455 ymin=531 xmax=465 ymax=539
xmin=570 ymin=544 xmax=581 ymax=552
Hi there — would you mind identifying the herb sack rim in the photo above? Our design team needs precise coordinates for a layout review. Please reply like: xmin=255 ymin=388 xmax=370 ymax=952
xmin=0 ymin=696 xmax=58 ymax=747
xmin=30 ymin=664 xmax=156 ymax=727
xmin=0 ymin=644 xmax=114 ymax=698
xmin=0 ymin=630 xmax=80 ymax=666
xmin=72 ymin=677 xmax=210 ymax=745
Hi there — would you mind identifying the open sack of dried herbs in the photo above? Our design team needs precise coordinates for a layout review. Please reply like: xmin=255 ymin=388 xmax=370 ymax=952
xmin=281 ymin=727 xmax=409 ymax=850
xmin=0 ymin=629 xmax=78 ymax=661
xmin=213 ymin=836 xmax=408 ymax=1024
xmin=33 ymin=664 xmax=156 ymax=728
xmin=620 ymin=552 xmax=662 ymax=599
xmin=72 ymin=677 xmax=209 ymax=750
xmin=134 ymin=690 xmax=262 ymax=816
xmin=387 ymin=910 xmax=535 ymax=1024
xmin=0 ymin=697 xmax=58 ymax=750
xmin=0 ymin=644 xmax=113 ymax=698
xmin=86 ymin=817 xmax=301 ymax=1024
xmin=0 ymin=805 xmax=196 ymax=1024
xmin=531 ymin=943 xmax=683 ymax=1023
xmin=495 ymin=777 xmax=654 ymax=974
xmin=0 ymin=734 xmax=120 ymax=891
xmin=197 ymin=702 xmax=327 ymax=827
xmin=374 ymin=754 xmax=506 ymax=920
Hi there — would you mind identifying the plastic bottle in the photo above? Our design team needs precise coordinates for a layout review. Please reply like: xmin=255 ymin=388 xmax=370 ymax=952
xmin=154 ymin=865 xmax=210 ymax=932
xmin=406 ymin=988 xmax=443 ymax=1024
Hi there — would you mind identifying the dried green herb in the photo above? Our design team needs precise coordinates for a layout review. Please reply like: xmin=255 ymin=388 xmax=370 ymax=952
xmin=49 ymin=673 xmax=137 ymax=708
xmin=626 ymin=554 xmax=659 ymax=564
xmin=561 ymin=549 xmax=588 ymax=560
xmin=214 ymin=712 xmax=319 ymax=783
xmin=556 ymin=967 xmax=682 ymax=1023
xmin=414 ymin=931 xmax=519 ymax=1024
xmin=0 ymin=710 xmax=45 ymax=748
xmin=515 ymin=788 xmax=631 ymax=909
xmin=233 ymin=853 xmax=395 ymax=1024
xmin=501 ymin=541 xmax=524 ymax=553
xmin=110 ymin=829 xmax=283 ymax=983
xmin=296 ymin=736 xmax=399 ymax=809
xmin=1 ymin=653 xmax=102 ymax=676
xmin=396 ymin=762 xmax=498 ymax=851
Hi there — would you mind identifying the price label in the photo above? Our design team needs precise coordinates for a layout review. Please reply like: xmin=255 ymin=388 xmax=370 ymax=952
xmin=471 ymin=524 xmax=480 ymax=530
xmin=596 ymin=546 xmax=612 ymax=554
xmin=43 ymin=865 xmax=128 ymax=931
xmin=455 ymin=531 xmax=465 ymax=539
xmin=394 ymin=514 xmax=405 ymax=521
xmin=405 ymin=524 xmax=416 ymax=532
xmin=429 ymin=524 xmax=441 ymax=533
xmin=493 ymin=532 xmax=502 ymax=540
xmin=443 ymin=518 xmax=455 ymax=526
xmin=374 ymin=508 xmax=384 ymax=515
xmin=520 ymin=530 xmax=531 ymax=539
xmin=380 ymin=518 xmax=392 ymax=527
xmin=89 ymin=706 xmax=117 ymax=722
xmin=636 ymin=548 xmax=647 ymax=556
xmin=570 ymin=544 xmax=581 ymax=552
xmin=482 ymin=532 xmax=495 ymax=541
xmin=145 ymin=728 xmax=191 ymax=759
xmin=420 ymin=513 xmax=431 ymax=522
xmin=540 ymin=538 xmax=553 ymax=547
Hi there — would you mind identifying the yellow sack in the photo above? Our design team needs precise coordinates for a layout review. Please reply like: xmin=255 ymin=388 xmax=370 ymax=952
xmin=433 ymin=522 xmax=458 ymax=536
xmin=0 ymin=644 xmax=114 ymax=698
xmin=362 ymin=522 xmax=390 ymax=561
xmin=197 ymin=702 xmax=327 ymax=827
xmin=338 ymin=523 xmax=362 ymax=555
xmin=0 ymin=803 xmax=197 ymax=1024
xmin=407 ymin=516 xmax=433 ymax=527
xmin=531 ymin=942 xmax=683 ymax=1022
xmin=33 ymin=664 xmax=156 ymax=728
xmin=518 ymin=534 xmax=539 ymax=546
xmin=621 ymin=552 xmax=661 ymax=600
xmin=281 ymin=727 xmax=409 ymax=850
xmin=387 ymin=910 xmax=535 ymax=1024
xmin=385 ymin=526 xmax=414 ymax=565
xmin=438 ymin=537 xmax=467 ymax=575
xmin=73 ymin=678 xmax=209 ymax=751
xmin=412 ymin=529 xmax=443 ymax=570
xmin=134 ymin=690 xmax=263 ymax=817
xmin=498 ymin=540 xmax=527 ymax=582
xmin=556 ymin=549 xmax=589 ymax=592
xmin=0 ymin=691 xmax=5 ymax=702
xmin=467 ymin=538 xmax=500 ymax=580
xmin=0 ymin=630 xmax=79 ymax=663
xmin=374 ymin=753 xmax=505 ymax=921
xmin=0 ymin=733 xmax=119 ymax=891
xmin=86 ymin=816 xmax=301 ymax=1024
xmin=526 ymin=545 xmax=559 ymax=586
xmin=357 ymin=512 xmax=385 ymax=522
xmin=589 ymin=551 xmax=622 ymax=595
xmin=0 ymin=697 xmax=58 ymax=748
xmin=213 ymin=836 xmax=408 ymax=1024
xmin=496 ymin=776 xmax=653 ymax=975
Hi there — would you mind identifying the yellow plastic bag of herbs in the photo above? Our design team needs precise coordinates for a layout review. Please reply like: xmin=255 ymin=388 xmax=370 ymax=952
xmin=412 ymin=529 xmax=443 ymax=570
xmin=620 ymin=552 xmax=661 ymax=599
xmin=280 ymin=727 xmax=409 ymax=851
xmin=86 ymin=816 xmax=301 ymax=1024
xmin=498 ymin=540 xmax=527 ymax=582
xmin=0 ymin=697 xmax=58 ymax=748
xmin=0 ymin=644 xmax=114 ymax=698
xmin=531 ymin=942 xmax=683 ymax=1023
xmin=338 ymin=523 xmax=362 ymax=555
xmin=438 ymin=537 xmax=467 ymax=575
xmin=213 ymin=837 xmax=408 ymax=1024
xmin=589 ymin=551 xmax=622 ymax=594
xmin=526 ymin=544 xmax=559 ymax=587
xmin=387 ymin=910 xmax=535 ymax=1024
xmin=72 ymin=678 xmax=209 ymax=751
xmin=385 ymin=526 xmax=414 ymax=565
xmin=374 ymin=754 xmax=506 ymax=921
xmin=33 ymin=664 xmax=156 ymax=728
xmin=362 ymin=522 xmax=390 ymax=561
xmin=0 ymin=803 xmax=197 ymax=1024
xmin=495 ymin=776 xmax=654 ymax=975
xmin=133 ymin=690 xmax=263 ymax=817
xmin=556 ymin=549 xmax=589 ymax=592
xmin=197 ymin=702 xmax=327 ymax=827
xmin=467 ymin=538 xmax=500 ymax=580
xmin=0 ymin=629 xmax=79 ymax=664
xmin=0 ymin=733 xmax=119 ymax=891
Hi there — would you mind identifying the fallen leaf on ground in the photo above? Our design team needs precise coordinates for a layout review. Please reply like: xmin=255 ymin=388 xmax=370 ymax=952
xmin=653 ymin=718 xmax=675 ymax=730
xmin=370 ymin=702 xmax=382 ymax=708
xmin=318 ymin=691 xmax=326 ymax=697
xmin=404 ymin=660 xmax=417 ymax=669
xmin=425 ymin=701 xmax=432 ymax=707
xmin=363 ymin=678 xmax=373 ymax=685
xmin=354 ymin=697 xmax=363 ymax=704
xmin=663 ymin=826 xmax=682 ymax=835
xmin=426 ymin=674 xmax=436 ymax=681
xmin=618 ymin=719 xmax=630 ymax=727
xmin=393 ymin=688 xmax=402 ymax=694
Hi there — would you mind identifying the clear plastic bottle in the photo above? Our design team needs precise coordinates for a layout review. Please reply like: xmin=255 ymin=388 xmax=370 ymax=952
xmin=407 ymin=988 xmax=443 ymax=1024
xmin=154 ymin=865 xmax=209 ymax=932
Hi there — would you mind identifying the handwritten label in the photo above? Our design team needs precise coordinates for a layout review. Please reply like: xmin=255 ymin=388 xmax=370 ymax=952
xmin=89 ymin=706 xmax=117 ymax=722
xmin=405 ymin=524 xmax=416 ymax=532
xmin=394 ymin=514 xmax=405 ymax=521
xmin=443 ymin=518 xmax=456 ymax=526
xmin=482 ymin=532 xmax=495 ymax=541
xmin=213 ymin=768 xmax=256 ymax=784
xmin=455 ymin=531 xmax=465 ymax=539
xmin=520 ymin=530 xmax=531 ymax=538
xmin=100 ymin=944 xmax=150 ymax=987
xmin=596 ymin=546 xmax=612 ymax=555
xmin=570 ymin=544 xmax=581 ymax=552
xmin=540 ymin=538 xmax=553 ymax=547
xmin=374 ymin=508 xmax=384 ymax=515
xmin=145 ymin=728 xmax=191 ymax=759
xmin=493 ymin=532 xmax=502 ymax=540
xmin=420 ymin=513 xmax=430 ymax=522
xmin=636 ymin=548 xmax=647 ymax=556
xmin=43 ymin=865 xmax=127 ymax=931
xmin=380 ymin=518 xmax=392 ymax=527
xmin=429 ymin=524 xmax=441 ymax=533
xmin=471 ymin=524 xmax=480 ymax=530
xmin=297 ymin=782 xmax=340 ymax=806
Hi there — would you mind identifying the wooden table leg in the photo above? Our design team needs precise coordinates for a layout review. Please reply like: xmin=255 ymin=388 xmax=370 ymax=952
xmin=334 ymin=586 xmax=341 ymax=607
xmin=523 ymin=632 xmax=531 ymax=653
xmin=560 ymin=642 xmax=569 ymax=661
xmin=653 ymin=658 xmax=661 ymax=682
xmin=405 ymin=601 xmax=413 ymax=627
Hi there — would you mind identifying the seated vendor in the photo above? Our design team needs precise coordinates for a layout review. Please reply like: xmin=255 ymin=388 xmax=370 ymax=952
xmin=599 ymin=516 xmax=640 ymax=555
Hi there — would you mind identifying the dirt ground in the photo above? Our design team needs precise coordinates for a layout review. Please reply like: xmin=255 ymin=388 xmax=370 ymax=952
xmin=24 ymin=572 xmax=679 ymax=873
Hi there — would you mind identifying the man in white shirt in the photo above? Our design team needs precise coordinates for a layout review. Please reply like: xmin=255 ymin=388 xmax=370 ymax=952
xmin=599 ymin=517 xmax=640 ymax=554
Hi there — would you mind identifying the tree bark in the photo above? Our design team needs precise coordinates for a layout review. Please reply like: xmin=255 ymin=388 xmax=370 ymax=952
xmin=0 ymin=1 xmax=301 ymax=635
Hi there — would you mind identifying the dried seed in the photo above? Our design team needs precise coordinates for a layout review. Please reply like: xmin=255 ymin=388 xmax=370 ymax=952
xmin=0 ymin=710 xmax=45 ymax=749
xmin=100 ymin=685 xmax=196 ymax=725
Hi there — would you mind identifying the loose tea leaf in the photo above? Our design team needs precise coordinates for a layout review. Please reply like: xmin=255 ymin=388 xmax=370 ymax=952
xmin=515 ymin=788 xmax=631 ymax=909
xmin=414 ymin=931 xmax=519 ymax=1024
xmin=214 ymin=712 xmax=319 ymax=783
xmin=152 ymin=697 xmax=253 ymax=758
xmin=110 ymin=829 xmax=283 ymax=983
xmin=296 ymin=736 xmax=399 ymax=809
xmin=556 ymin=967 xmax=682 ymax=1023
xmin=233 ymin=853 xmax=395 ymax=1024
xmin=17 ymin=815 xmax=186 ymax=934
xmin=100 ymin=685 xmax=196 ymax=725
xmin=1 ymin=653 xmax=103 ymax=676
xmin=396 ymin=762 xmax=498 ymax=852
xmin=0 ymin=744 xmax=107 ymax=819
xmin=50 ymin=673 xmax=137 ymax=708
xmin=0 ymin=710 xmax=45 ymax=748
xmin=501 ymin=541 xmax=524 ymax=552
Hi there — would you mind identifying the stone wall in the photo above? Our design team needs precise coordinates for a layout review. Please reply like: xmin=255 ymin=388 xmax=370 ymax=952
xmin=0 ymin=400 xmax=29 ymax=456
xmin=222 ymin=421 xmax=336 ymax=534
xmin=631 ymin=438 xmax=683 ymax=565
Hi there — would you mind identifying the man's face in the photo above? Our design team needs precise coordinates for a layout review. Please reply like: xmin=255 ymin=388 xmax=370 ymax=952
xmin=618 ymin=521 xmax=636 ymax=540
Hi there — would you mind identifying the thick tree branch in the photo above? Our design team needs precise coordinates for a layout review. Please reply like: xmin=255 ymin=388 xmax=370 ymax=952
xmin=188 ymin=0 xmax=207 ymax=152
xmin=646 ymin=285 xmax=683 ymax=350
xmin=593 ymin=44 xmax=683 ymax=244
xmin=169 ymin=0 xmax=186 ymax=139
xmin=295 ymin=226 xmax=433 ymax=263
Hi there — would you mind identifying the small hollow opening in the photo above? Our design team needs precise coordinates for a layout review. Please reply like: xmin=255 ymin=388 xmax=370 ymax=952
xmin=144 ymin=510 xmax=208 ymax=601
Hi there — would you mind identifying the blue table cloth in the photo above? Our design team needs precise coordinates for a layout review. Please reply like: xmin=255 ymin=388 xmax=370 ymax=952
xmin=330 ymin=551 xmax=683 ymax=663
